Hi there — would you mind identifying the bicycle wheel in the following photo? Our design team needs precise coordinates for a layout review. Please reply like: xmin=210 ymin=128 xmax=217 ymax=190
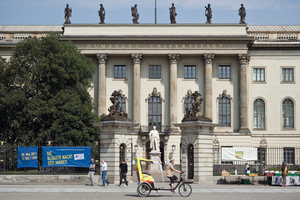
xmin=178 ymin=183 xmax=192 ymax=197
xmin=137 ymin=182 xmax=151 ymax=197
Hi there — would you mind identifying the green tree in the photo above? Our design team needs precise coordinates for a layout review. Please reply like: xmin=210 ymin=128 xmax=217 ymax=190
xmin=0 ymin=34 xmax=100 ymax=146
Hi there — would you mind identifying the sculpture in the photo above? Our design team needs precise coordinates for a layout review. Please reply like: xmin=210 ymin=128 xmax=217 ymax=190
xmin=169 ymin=3 xmax=177 ymax=24
xmin=131 ymin=4 xmax=139 ymax=24
xmin=238 ymin=4 xmax=246 ymax=24
xmin=64 ymin=4 xmax=72 ymax=24
xmin=101 ymin=90 xmax=130 ymax=121
xmin=98 ymin=4 xmax=106 ymax=24
xmin=205 ymin=4 xmax=212 ymax=24
xmin=149 ymin=126 xmax=160 ymax=151
xmin=182 ymin=91 xmax=212 ymax=122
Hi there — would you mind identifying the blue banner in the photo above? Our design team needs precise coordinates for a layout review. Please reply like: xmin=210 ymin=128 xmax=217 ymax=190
xmin=42 ymin=147 xmax=91 ymax=168
xmin=17 ymin=147 xmax=38 ymax=168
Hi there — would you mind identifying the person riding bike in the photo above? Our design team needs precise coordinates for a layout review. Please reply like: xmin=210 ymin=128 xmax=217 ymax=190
xmin=167 ymin=158 xmax=182 ymax=193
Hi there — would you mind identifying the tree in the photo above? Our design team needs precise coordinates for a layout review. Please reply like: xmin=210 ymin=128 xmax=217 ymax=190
xmin=0 ymin=34 xmax=100 ymax=146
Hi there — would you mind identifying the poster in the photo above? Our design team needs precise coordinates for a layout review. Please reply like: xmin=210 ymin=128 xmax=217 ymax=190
xmin=42 ymin=147 xmax=91 ymax=168
xmin=17 ymin=147 xmax=38 ymax=168
xmin=222 ymin=148 xmax=257 ymax=161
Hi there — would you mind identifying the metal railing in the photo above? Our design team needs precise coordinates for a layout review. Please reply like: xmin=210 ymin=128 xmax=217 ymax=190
xmin=0 ymin=144 xmax=100 ymax=175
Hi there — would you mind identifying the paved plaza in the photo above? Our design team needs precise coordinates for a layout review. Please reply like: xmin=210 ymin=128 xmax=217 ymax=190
xmin=0 ymin=184 xmax=299 ymax=200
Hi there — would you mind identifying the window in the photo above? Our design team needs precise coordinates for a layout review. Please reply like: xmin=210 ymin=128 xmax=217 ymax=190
xmin=148 ymin=96 xmax=162 ymax=126
xmin=114 ymin=65 xmax=126 ymax=79
xmin=283 ymin=147 xmax=295 ymax=165
xmin=149 ymin=65 xmax=161 ymax=79
xmin=184 ymin=65 xmax=196 ymax=79
xmin=257 ymin=147 xmax=266 ymax=164
xmin=218 ymin=65 xmax=231 ymax=79
xmin=219 ymin=97 xmax=231 ymax=127
xmin=253 ymin=68 xmax=265 ymax=82
xmin=282 ymin=68 xmax=294 ymax=82
xmin=253 ymin=99 xmax=265 ymax=129
xmin=282 ymin=99 xmax=294 ymax=129
xmin=118 ymin=96 xmax=126 ymax=113
xmin=184 ymin=97 xmax=194 ymax=115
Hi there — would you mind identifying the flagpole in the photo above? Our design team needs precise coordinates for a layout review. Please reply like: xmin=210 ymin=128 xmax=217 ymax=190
xmin=155 ymin=0 xmax=157 ymax=24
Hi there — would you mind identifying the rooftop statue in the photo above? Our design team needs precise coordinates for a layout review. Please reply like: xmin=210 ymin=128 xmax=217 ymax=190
xmin=238 ymin=4 xmax=246 ymax=24
xmin=205 ymin=4 xmax=212 ymax=24
xmin=131 ymin=4 xmax=139 ymax=24
xmin=169 ymin=3 xmax=177 ymax=24
xmin=182 ymin=91 xmax=212 ymax=122
xmin=101 ymin=90 xmax=130 ymax=122
xmin=149 ymin=126 xmax=160 ymax=152
xmin=99 ymin=4 xmax=106 ymax=24
xmin=64 ymin=4 xmax=72 ymax=24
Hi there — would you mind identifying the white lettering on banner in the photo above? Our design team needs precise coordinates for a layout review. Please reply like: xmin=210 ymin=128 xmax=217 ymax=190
xmin=74 ymin=153 xmax=85 ymax=160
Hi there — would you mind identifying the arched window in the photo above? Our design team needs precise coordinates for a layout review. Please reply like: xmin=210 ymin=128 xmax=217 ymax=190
xmin=219 ymin=97 xmax=231 ymax=127
xmin=118 ymin=96 xmax=126 ymax=112
xmin=184 ymin=97 xmax=194 ymax=115
xmin=148 ymin=96 xmax=162 ymax=126
xmin=282 ymin=99 xmax=294 ymax=129
xmin=254 ymin=99 xmax=265 ymax=129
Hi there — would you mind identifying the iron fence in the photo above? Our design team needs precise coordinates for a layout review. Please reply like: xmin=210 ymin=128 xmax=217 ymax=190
xmin=213 ymin=146 xmax=300 ymax=176
xmin=0 ymin=144 xmax=100 ymax=175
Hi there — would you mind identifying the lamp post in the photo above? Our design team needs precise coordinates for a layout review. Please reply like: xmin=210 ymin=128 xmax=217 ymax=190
xmin=259 ymin=135 xmax=267 ymax=173
xmin=172 ymin=144 xmax=176 ymax=152
xmin=0 ymin=136 xmax=5 ymax=172
xmin=134 ymin=144 xmax=138 ymax=152
xmin=46 ymin=134 xmax=53 ymax=147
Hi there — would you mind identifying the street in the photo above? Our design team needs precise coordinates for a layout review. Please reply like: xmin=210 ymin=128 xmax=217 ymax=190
xmin=0 ymin=184 xmax=299 ymax=200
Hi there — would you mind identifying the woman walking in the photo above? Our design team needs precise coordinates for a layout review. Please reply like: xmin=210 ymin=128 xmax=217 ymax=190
xmin=281 ymin=161 xmax=288 ymax=187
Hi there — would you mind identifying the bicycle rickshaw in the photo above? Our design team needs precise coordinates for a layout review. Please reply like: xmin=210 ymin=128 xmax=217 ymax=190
xmin=135 ymin=157 xmax=192 ymax=197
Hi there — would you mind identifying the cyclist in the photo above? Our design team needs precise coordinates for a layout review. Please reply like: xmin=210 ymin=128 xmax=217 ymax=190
xmin=167 ymin=158 xmax=182 ymax=193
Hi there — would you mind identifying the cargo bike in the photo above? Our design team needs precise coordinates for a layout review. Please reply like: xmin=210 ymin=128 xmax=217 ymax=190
xmin=135 ymin=157 xmax=192 ymax=197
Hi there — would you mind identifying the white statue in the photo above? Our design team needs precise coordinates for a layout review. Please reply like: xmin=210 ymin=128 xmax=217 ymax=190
xmin=149 ymin=126 xmax=160 ymax=151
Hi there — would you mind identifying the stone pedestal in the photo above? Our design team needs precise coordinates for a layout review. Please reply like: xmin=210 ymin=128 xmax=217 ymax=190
xmin=93 ymin=121 xmax=139 ymax=184
xmin=175 ymin=121 xmax=218 ymax=184
xmin=149 ymin=151 xmax=162 ymax=173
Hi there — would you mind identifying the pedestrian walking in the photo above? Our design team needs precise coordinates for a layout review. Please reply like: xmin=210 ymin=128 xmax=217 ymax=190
xmin=118 ymin=159 xmax=128 ymax=186
xmin=281 ymin=161 xmax=288 ymax=187
xmin=101 ymin=160 xmax=110 ymax=187
xmin=88 ymin=157 xmax=95 ymax=186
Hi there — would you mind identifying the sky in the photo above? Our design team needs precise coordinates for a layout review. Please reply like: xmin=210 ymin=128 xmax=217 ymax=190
xmin=0 ymin=0 xmax=300 ymax=25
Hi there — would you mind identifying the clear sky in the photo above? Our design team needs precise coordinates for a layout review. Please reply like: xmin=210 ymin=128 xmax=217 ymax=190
xmin=1 ymin=0 xmax=300 ymax=25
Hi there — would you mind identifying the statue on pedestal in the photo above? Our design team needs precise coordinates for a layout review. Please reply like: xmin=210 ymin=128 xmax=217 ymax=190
xmin=99 ymin=4 xmax=106 ymax=24
xmin=64 ymin=4 xmax=72 ymax=24
xmin=169 ymin=3 xmax=177 ymax=24
xmin=205 ymin=4 xmax=212 ymax=24
xmin=238 ymin=4 xmax=246 ymax=24
xmin=149 ymin=126 xmax=160 ymax=151
xmin=131 ymin=4 xmax=139 ymax=24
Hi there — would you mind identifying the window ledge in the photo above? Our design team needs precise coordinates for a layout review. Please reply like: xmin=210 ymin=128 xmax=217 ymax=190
xmin=252 ymin=81 xmax=267 ymax=84
xmin=252 ymin=128 xmax=267 ymax=131
xmin=182 ymin=78 xmax=197 ymax=81
xmin=147 ymin=78 xmax=162 ymax=81
xmin=112 ymin=78 xmax=127 ymax=81
xmin=281 ymin=81 xmax=295 ymax=84
xmin=281 ymin=128 xmax=296 ymax=131
xmin=217 ymin=78 xmax=232 ymax=81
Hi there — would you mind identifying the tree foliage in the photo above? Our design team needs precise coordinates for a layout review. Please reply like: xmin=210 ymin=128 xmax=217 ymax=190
xmin=0 ymin=34 xmax=100 ymax=146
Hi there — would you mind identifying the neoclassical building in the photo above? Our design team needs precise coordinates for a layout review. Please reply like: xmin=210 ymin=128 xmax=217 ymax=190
xmin=1 ymin=24 xmax=300 ymax=181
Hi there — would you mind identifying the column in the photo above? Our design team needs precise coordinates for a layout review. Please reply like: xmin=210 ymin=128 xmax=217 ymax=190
xmin=168 ymin=54 xmax=179 ymax=128
xmin=131 ymin=53 xmax=143 ymax=124
xmin=96 ymin=53 xmax=108 ymax=116
xmin=203 ymin=53 xmax=214 ymax=120
xmin=238 ymin=54 xmax=251 ymax=132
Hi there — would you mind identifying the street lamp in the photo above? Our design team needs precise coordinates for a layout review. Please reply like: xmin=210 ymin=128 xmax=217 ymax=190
xmin=172 ymin=144 xmax=176 ymax=152
xmin=46 ymin=134 xmax=53 ymax=147
xmin=134 ymin=144 xmax=138 ymax=152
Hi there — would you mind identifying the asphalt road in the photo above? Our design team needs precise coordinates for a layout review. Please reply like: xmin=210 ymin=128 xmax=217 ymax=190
xmin=0 ymin=184 xmax=299 ymax=200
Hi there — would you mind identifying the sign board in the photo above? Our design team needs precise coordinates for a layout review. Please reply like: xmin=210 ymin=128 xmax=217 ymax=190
xmin=42 ymin=147 xmax=91 ymax=168
xmin=222 ymin=148 xmax=257 ymax=161
xmin=17 ymin=147 xmax=38 ymax=168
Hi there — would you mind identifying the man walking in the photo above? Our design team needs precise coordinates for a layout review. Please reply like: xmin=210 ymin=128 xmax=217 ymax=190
xmin=118 ymin=159 xmax=128 ymax=186
xmin=101 ymin=160 xmax=110 ymax=187
xmin=88 ymin=157 xmax=95 ymax=186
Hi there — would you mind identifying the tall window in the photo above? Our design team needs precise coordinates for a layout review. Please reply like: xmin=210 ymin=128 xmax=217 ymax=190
xmin=114 ymin=65 xmax=126 ymax=79
xmin=219 ymin=97 xmax=231 ymax=127
xmin=282 ymin=99 xmax=294 ymax=129
xmin=148 ymin=96 xmax=162 ymax=126
xmin=118 ymin=96 xmax=126 ymax=112
xmin=253 ymin=68 xmax=265 ymax=82
xmin=284 ymin=147 xmax=295 ymax=164
xmin=184 ymin=97 xmax=194 ymax=115
xmin=218 ymin=65 xmax=231 ymax=79
xmin=184 ymin=65 xmax=196 ymax=79
xmin=254 ymin=99 xmax=265 ymax=129
xmin=282 ymin=68 xmax=294 ymax=82
xmin=149 ymin=65 xmax=161 ymax=79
